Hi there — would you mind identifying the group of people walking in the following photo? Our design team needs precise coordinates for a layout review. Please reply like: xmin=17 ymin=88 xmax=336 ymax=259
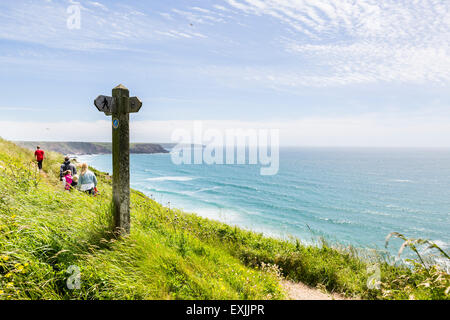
xmin=34 ymin=146 xmax=98 ymax=195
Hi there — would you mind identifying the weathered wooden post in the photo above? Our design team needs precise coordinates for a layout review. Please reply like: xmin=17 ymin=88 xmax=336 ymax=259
xmin=94 ymin=84 xmax=142 ymax=235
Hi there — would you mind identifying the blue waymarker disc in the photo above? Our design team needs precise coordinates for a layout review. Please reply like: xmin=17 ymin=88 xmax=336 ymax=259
xmin=113 ymin=119 xmax=119 ymax=129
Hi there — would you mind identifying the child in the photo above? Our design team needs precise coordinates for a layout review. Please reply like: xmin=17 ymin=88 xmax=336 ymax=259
xmin=71 ymin=175 xmax=79 ymax=189
xmin=63 ymin=170 xmax=73 ymax=191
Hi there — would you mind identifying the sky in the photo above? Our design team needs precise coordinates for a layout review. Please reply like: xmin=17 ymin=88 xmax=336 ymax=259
xmin=0 ymin=0 xmax=449 ymax=146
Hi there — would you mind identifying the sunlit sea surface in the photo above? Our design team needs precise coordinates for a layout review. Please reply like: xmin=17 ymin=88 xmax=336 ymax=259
xmin=78 ymin=148 xmax=450 ymax=261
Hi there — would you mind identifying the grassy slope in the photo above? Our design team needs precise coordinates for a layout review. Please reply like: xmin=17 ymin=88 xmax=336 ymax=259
xmin=0 ymin=138 xmax=448 ymax=300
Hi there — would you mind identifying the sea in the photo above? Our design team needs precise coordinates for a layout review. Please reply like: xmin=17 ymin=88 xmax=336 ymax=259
xmin=78 ymin=147 xmax=450 ymax=262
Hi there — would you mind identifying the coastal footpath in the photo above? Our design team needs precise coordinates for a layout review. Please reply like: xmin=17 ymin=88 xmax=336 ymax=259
xmin=0 ymin=138 xmax=448 ymax=300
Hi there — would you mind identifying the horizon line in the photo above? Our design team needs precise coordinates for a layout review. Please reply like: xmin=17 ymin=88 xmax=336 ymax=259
xmin=10 ymin=140 xmax=450 ymax=149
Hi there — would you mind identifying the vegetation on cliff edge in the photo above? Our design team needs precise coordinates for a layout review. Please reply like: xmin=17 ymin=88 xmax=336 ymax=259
xmin=0 ymin=138 xmax=448 ymax=300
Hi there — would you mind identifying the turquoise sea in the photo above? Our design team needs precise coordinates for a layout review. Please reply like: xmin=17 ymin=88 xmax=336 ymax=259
xmin=78 ymin=148 xmax=450 ymax=259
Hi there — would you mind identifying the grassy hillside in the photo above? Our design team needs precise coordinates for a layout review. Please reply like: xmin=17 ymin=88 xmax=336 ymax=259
xmin=0 ymin=138 xmax=448 ymax=300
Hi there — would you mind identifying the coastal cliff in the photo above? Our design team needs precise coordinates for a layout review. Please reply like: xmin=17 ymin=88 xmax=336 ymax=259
xmin=15 ymin=141 xmax=168 ymax=155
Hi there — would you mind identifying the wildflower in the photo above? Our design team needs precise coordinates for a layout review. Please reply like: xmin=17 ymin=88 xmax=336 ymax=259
xmin=6 ymin=282 xmax=13 ymax=288
xmin=16 ymin=265 xmax=24 ymax=272
xmin=11 ymin=215 xmax=16 ymax=219
xmin=5 ymin=272 xmax=13 ymax=278
xmin=0 ymin=290 xmax=3 ymax=295
xmin=1 ymin=255 xmax=9 ymax=261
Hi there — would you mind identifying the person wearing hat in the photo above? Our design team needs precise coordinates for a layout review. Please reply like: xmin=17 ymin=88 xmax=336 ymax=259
xmin=34 ymin=146 xmax=45 ymax=171
xmin=59 ymin=156 xmax=77 ymax=182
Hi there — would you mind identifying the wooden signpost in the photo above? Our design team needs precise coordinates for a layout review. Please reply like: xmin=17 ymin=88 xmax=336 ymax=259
xmin=94 ymin=84 xmax=142 ymax=235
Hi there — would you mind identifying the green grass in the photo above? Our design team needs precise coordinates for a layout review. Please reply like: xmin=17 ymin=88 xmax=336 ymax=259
xmin=0 ymin=137 xmax=448 ymax=300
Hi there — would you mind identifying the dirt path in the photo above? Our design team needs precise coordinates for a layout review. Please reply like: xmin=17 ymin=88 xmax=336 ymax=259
xmin=281 ymin=280 xmax=348 ymax=300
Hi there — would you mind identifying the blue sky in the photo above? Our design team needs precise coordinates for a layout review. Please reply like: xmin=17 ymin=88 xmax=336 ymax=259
xmin=0 ymin=0 xmax=449 ymax=146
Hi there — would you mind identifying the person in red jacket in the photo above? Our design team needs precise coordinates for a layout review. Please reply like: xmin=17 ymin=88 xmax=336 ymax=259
xmin=34 ymin=146 xmax=45 ymax=171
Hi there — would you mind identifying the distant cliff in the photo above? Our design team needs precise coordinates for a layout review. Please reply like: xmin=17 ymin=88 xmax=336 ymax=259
xmin=15 ymin=141 xmax=169 ymax=155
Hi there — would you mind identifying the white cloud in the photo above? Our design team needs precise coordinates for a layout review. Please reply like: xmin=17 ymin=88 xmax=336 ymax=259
xmin=222 ymin=0 xmax=450 ymax=86
xmin=190 ymin=7 xmax=212 ymax=14
xmin=0 ymin=0 xmax=448 ymax=88
xmin=0 ymin=1 xmax=207 ymax=52
xmin=171 ymin=8 xmax=225 ymax=24
xmin=0 ymin=107 xmax=46 ymax=111
xmin=87 ymin=1 xmax=108 ymax=11
xmin=282 ymin=42 xmax=450 ymax=86
xmin=2 ymin=114 xmax=450 ymax=147
xmin=155 ymin=30 xmax=207 ymax=39
xmin=224 ymin=0 xmax=449 ymax=40
xmin=159 ymin=12 xmax=174 ymax=20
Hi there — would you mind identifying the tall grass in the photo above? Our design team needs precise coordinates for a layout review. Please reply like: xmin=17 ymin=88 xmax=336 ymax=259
xmin=0 ymin=138 xmax=284 ymax=299
xmin=0 ymin=137 xmax=448 ymax=300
